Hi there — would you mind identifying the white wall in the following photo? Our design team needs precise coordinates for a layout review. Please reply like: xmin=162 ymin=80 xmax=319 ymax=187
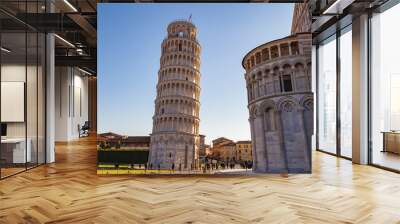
xmin=1 ymin=63 xmax=47 ymax=164
xmin=1 ymin=65 xmax=37 ymax=138
xmin=1 ymin=82 xmax=25 ymax=122
xmin=55 ymin=67 xmax=89 ymax=141
xmin=55 ymin=66 xmax=69 ymax=141
xmin=72 ymin=72 xmax=89 ymax=138
xmin=1 ymin=65 xmax=26 ymax=138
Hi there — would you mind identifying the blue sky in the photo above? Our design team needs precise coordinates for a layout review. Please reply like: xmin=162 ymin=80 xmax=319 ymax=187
xmin=98 ymin=3 xmax=294 ymax=144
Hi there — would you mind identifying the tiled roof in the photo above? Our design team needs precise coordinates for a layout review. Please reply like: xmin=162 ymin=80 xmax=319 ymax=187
xmin=236 ymin=141 xmax=252 ymax=144
xmin=98 ymin=132 xmax=123 ymax=139
xmin=124 ymin=136 xmax=150 ymax=143
xmin=98 ymin=133 xmax=150 ymax=144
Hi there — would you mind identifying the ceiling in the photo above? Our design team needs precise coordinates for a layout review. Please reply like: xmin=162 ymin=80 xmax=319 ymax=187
xmin=0 ymin=0 xmax=97 ymax=75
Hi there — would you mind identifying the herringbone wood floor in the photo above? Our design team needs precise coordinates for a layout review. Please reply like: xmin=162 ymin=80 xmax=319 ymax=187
xmin=1 ymin=137 xmax=400 ymax=224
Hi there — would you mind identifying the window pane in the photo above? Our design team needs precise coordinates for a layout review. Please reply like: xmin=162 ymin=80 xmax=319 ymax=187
xmin=318 ymin=35 xmax=337 ymax=154
xmin=38 ymin=32 xmax=46 ymax=165
xmin=282 ymin=75 xmax=293 ymax=92
xmin=27 ymin=31 xmax=38 ymax=169
xmin=1 ymin=31 xmax=27 ymax=177
xmin=340 ymin=27 xmax=352 ymax=158
xmin=371 ymin=4 xmax=400 ymax=171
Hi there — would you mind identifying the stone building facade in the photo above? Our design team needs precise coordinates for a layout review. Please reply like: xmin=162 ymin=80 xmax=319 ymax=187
xmin=242 ymin=32 xmax=312 ymax=173
xmin=149 ymin=20 xmax=201 ymax=170
xmin=211 ymin=138 xmax=236 ymax=162
xmin=199 ymin=134 xmax=206 ymax=158
xmin=291 ymin=1 xmax=312 ymax=34
xmin=210 ymin=138 xmax=252 ymax=163
xmin=235 ymin=141 xmax=252 ymax=162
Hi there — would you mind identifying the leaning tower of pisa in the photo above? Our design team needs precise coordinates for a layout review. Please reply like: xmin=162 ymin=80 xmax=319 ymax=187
xmin=148 ymin=20 xmax=201 ymax=170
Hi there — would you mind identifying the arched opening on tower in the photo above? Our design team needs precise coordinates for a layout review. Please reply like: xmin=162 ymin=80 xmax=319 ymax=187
xmin=280 ymin=74 xmax=293 ymax=92
xmin=264 ymin=108 xmax=276 ymax=132
xmin=184 ymin=145 xmax=188 ymax=168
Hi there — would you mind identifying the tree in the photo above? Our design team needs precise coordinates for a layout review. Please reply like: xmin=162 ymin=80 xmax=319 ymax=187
xmin=116 ymin=140 xmax=121 ymax=149
xmin=104 ymin=141 xmax=111 ymax=150
xmin=99 ymin=141 xmax=105 ymax=150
